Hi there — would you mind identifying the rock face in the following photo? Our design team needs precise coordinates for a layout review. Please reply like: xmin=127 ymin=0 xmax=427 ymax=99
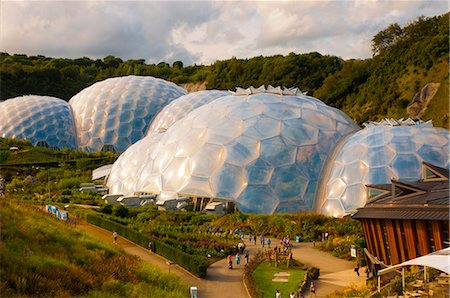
xmin=407 ymin=83 xmax=440 ymax=118
xmin=180 ymin=82 xmax=207 ymax=93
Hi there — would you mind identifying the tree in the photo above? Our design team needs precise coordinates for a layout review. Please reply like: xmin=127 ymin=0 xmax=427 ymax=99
xmin=371 ymin=23 xmax=404 ymax=56
xmin=172 ymin=60 xmax=183 ymax=69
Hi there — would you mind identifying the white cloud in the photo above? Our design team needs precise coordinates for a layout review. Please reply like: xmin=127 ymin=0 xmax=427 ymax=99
xmin=0 ymin=1 xmax=447 ymax=65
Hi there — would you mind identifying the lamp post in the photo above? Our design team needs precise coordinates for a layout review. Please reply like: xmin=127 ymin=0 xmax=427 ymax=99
xmin=166 ymin=261 xmax=174 ymax=274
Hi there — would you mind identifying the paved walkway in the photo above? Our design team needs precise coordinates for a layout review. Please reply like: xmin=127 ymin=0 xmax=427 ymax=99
xmin=77 ymin=220 xmax=365 ymax=298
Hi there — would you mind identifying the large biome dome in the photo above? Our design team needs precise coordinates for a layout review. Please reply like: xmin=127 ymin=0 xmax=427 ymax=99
xmin=316 ymin=119 xmax=450 ymax=217
xmin=69 ymin=75 xmax=186 ymax=152
xmin=107 ymin=88 xmax=359 ymax=214
xmin=0 ymin=95 xmax=77 ymax=150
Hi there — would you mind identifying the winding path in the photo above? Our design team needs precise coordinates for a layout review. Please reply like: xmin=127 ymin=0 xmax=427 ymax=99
xmin=77 ymin=221 xmax=365 ymax=298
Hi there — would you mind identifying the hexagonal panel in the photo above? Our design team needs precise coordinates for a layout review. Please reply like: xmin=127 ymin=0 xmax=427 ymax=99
xmin=225 ymin=136 xmax=260 ymax=166
xmin=243 ymin=115 xmax=281 ymax=140
xmin=320 ymin=199 xmax=346 ymax=217
xmin=418 ymin=144 xmax=449 ymax=167
xmin=281 ymin=120 xmax=319 ymax=146
xmin=237 ymin=185 xmax=278 ymax=214
xmin=270 ymin=165 xmax=309 ymax=199
xmin=210 ymin=163 xmax=247 ymax=199
xmin=341 ymin=184 xmax=367 ymax=210
xmin=208 ymin=117 xmax=243 ymax=144
xmin=190 ymin=143 xmax=225 ymax=177
xmin=392 ymin=153 xmax=420 ymax=180
xmin=260 ymin=136 xmax=297 ymax=167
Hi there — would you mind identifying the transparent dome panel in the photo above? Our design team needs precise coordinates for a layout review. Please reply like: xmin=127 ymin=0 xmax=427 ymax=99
xmin=237 ymin=185 xmax=278 ymax=214
xmin=211 ymin=163 xmax=247 ymax=199
xmin=260 ymin=136 xmax=297 ymax=167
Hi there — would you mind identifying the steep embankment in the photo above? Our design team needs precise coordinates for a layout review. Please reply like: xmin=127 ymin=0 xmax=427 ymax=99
xmin=0 ymin=200 xmax=188 ymax=297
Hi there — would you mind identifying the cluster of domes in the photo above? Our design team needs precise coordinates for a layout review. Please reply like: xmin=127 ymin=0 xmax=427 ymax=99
xmin=0 ymin=76 xmax=186 ymax=152
xmin=2 ymin=75 xmax=448 ymax=215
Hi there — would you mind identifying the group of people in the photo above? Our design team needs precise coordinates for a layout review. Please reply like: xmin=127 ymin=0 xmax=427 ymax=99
xmin=275 ymin=282 xmax=315 ymax=298
xmin=227 ymin=251 xmax=249 ymax=269
xmin=247 ymin=234 xmax=272 ymax=248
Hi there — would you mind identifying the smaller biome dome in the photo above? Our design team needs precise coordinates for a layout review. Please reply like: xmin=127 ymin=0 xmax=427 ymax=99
xmin=147 ymin=90 xmax=230 ymax=135
xmin=69 ymin=75 xmax=186 ymax=152
xmin=316 ymin=119 xmax=450 ymax=217
xmin=0 ymin=95 xmax=77 ymax=150
xmin=107 ymin=87 xmax=359 ymax=214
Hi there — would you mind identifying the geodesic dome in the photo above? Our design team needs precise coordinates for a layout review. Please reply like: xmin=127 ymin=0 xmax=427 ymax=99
xmin=147 ymin=90 xmax=230 ymax=135
xmin=69 ymin=75 xmax=186 ymax=152
xmin=316 ymin=119 xmax=450 ymax=217
xmin=108 ymin=88 xmax=359 ymax=213
xmin=0 ymin=95 xmax=77 ymax=150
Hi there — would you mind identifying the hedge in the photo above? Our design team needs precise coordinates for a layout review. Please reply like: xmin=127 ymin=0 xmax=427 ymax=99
xmin=87 ymin=214 xmax=208 ymax=278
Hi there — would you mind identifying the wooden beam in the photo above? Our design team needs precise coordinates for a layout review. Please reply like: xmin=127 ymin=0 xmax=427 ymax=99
xmin=403 ymin=220 xmax=418 ymax=259
xmin=385 ymin=219 xmax=400 ymax=265
xmin=415 ymin=220 xmax=430 ymax=255
xmin=432 ymin=221 xmax=443 ymax=251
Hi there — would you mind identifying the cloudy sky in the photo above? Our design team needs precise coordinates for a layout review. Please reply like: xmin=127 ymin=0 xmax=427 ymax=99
xmin=1 ymin=1 xmax=448 ymax=65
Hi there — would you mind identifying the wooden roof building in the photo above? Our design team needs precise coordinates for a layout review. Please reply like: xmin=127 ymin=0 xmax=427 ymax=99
xmin=352 ymin=162 xmax=449 ymax=266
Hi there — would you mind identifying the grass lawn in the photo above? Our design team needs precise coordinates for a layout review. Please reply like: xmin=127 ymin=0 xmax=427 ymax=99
xmin=253 ymin=261 xmax=305 ymax=298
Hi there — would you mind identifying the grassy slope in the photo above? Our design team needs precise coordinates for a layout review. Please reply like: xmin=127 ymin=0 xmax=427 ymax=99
xmin=0 ymin=200 xmax=188 ymax=297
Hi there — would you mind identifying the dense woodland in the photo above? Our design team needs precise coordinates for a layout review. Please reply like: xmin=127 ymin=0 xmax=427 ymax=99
xmin=1 ymin=13 xmax=448 ymax=127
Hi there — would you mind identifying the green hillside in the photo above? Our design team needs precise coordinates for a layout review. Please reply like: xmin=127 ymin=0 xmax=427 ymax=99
xmin=0 ymin=200 xmax=188 ymax=297
xmin=314 ymin=13 xmax=449 ymax=128
xmin=1 ymin=13 xmax=448 ymax=127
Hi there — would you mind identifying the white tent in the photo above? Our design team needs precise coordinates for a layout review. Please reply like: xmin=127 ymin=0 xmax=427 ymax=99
xmin=379 ymin=247 xmax=450 ymax=275
xmin=377 ymin=247 xmax=450 ymax=292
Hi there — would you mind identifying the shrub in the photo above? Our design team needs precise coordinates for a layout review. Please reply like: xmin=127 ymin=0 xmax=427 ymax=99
xmin=307 ymin=267 xmax=320 ymax=280
xmin=99 ymin=204 xmax=113 ymax=214
xmin=61 ymin=189 xmax=72 ymax=195
xmin=112 ymin=205 xmax=128 ymax=218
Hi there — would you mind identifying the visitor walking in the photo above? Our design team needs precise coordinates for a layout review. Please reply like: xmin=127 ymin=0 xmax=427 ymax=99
xmin=236 ymin=253 xmax=241 ymax=265
xmin=227 ymin=255 xmax=233 ymax=270
xmin=267 ymin=238 xmax=271 ymax=248
xmin=245 ymin=251 xmax=249 ymax=264
xmin=148 ymin=240 xmax=153 ymax=253
xmin=354 ymin=261 xmax=360 ymax=276
xmin=309 ymin=281 xmax=316 ymax=297
xmin=113 ymin=231 xmax=118 ymax=244
xmin=276 ymin=289 xmax=281 ymax=298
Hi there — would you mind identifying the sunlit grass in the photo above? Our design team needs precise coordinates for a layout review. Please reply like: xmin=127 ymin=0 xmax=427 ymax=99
xmin=0 ymin=199 xmax=189 ymax=297
xmin=253 ymin=261 xmax=305 ymax=298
